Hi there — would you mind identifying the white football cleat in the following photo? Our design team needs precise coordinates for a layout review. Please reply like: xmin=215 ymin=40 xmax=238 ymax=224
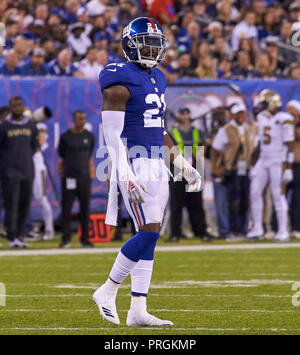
xmin=247 ymin=228 xmax=264 ymax=240
xmin=43 ymin=230 xmax=54 ymax=240
xmin=93 ymin=285 xmax=120 ymax=325
xmin=292 ymin=230 xmax=300 ymax=239
xmin=126 ymin=310 xmax=174 ymax=327
xmin=274 ymin=231 xmax=289 ymax=242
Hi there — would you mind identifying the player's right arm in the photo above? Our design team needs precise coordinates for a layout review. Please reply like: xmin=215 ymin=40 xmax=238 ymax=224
xmin=102 ymin=85 xmax=146 ymax=204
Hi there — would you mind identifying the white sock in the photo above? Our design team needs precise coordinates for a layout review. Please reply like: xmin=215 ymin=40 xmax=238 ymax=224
xmin=274 ymin=196 xmax=288 ymax=233
xmin=130 ymin=295 xmax=147 ymax=313
xmin=109 ymin=251 xmax=137 ymax=284
xmin=40 ymin=196 xmax=54 ymax=234
xmin=130 ymin=259 xmax=154 ymax=296
xmin=103 ymin=277 xmax=120 ymax=295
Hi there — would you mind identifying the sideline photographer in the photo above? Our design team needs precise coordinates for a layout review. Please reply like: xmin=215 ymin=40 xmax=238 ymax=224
xmin=210 ymin=102 xmax=257 ymax=240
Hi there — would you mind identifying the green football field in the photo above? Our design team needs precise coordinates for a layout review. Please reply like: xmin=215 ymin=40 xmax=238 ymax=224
xmin=1 ymin=238 xmax=300 ymax=335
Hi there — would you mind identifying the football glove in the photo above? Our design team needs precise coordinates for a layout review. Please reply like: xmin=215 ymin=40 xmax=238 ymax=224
xmin=173 ymin=155 xmax=202 ymax=192
xmin=282 ymin=169 xmax=293 ymax=184
xmin=121 ymin=172 xmax=147 ymax=204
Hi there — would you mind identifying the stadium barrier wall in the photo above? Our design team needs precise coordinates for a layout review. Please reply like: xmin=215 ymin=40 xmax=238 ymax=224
xmin=0 ymin=77 xmax=299 ymax=221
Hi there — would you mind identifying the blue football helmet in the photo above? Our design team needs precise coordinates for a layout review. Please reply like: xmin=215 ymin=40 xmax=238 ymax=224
xmin=122 ymin=17 xmax=167 ymax=68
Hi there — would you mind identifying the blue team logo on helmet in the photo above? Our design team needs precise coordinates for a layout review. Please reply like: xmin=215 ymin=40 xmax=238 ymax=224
xmin=122 ymin=17 xmax=167 ymax=68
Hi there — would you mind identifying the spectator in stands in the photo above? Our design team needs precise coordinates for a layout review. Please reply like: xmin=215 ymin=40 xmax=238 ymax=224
xmin=191 ymin=40 xmax=211 ymax=65
xmin=58 ymin=110 xmax=95 ymax=248
xmin=238 ymin=38 xmax=256 ymax=65
xmin=286 ymin=100 xmax=300 ymax=239
xmin=251 ymin=52 xmax=275 ymax=78
xmin=207 ymin=21 xmax=223 ymax=44
xmin=176 ymin=52 xmax=197 ymax=78
xmin=13 ymin=36 xmax=32 ymax=65
xmin=117 ymin=0 xmax=139 ymax=27
xmin=67 ymin=22 xmax=92 ymax=59
xmin=78 ymin=46 xmax=102 ymax=79
xmin=0 ymin=49 xmax=22 ymax=76
xmin=278 ymin=20 xmax=298 ymax=66
xmin=174 ymin=0 xmax=193 ymax=14
xmin=87 ymin=0 xmax=109 ymax=17
xmin=158 ymin=47 xmax=178 ymax=84
xmin=231 ymin=10 xmax=258 ymax=52
xmin=48 ymin=48 xmax=79 ymax=76
xmin=148 ymin=0 xmax=176 ymax=25
xmin=93 ymin=32 xmax=109 ymax=50
xmin=217 ymin=0 xmax=237 ymax=38
xmin=51 ymin=24 xmax=68 ymax=48
xmin=217 ymin=55 xmax=232 ymax=79
xmin=252 ymin=0 xmax=266 ymax=26
xmin=64 ymin=0 xmax=80 ymax=23
xmin=258 ymin=8 xmax=279 ymax=40
xmin=211 ymin=35 xmax=233 ymax=61
xmin=163 ymin=26 xmax=177 ymax=48
xmin=288 ymin=2 xmax=300 ymax=23
xmin=231 ymin=51 xmax=253 ymax=78
xmin=178 ymin=20 xmax=202 ymax=53
xmin=40 ymin=37 xmax=56 ymax=63
xmin=47 ymin=12 xmax=63 ymax=28
xmin=168 ymin=107 xmax=212 ymax=242
xmin=211 ymin=102 xmax=253 ymax=240
xmin=196 ymin=54 xmax=217 ymax=78
xmin=96 ymin=48 xmax=108 ymax=68
xmin=265 ymin=38 xmax=285 ymax=76
xmin=288 ymin=62 xmax=300 ymax=79
xmin=193 ymin=0 xmax=211 ymax=27
xmin=21 ymin=47 xmax=48 ymax=76
xmin=34 ymin=3 xmax=49 ymax=23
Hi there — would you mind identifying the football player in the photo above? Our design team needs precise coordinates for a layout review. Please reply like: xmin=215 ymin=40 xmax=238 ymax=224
xmin=247 ymin=90 xmax=295 ymax=242
xmin=93 ymin=17 xmax=202 ymax=326
xmin=33 ymin=123 xmax=54 ymax=240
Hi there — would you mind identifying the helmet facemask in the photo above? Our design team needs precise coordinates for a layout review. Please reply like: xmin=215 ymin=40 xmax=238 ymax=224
xmin=126 ymin=32 xmax=167 ymax=68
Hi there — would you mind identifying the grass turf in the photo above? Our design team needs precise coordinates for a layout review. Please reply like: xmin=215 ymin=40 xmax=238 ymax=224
xmin=1 ymin=236 xmax=300 ymax=335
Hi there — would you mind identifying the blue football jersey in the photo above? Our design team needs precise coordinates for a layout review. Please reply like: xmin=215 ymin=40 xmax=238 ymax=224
xmin=99 ymin=62 xmax=167 ymax=159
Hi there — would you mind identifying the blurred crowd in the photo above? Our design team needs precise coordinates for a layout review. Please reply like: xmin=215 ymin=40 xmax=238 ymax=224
xmin=1 ymin=0 xmax=300 ymax=81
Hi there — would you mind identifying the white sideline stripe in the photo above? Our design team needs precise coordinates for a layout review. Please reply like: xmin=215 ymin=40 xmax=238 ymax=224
xmin=1 ymin=309 xmax=295 ymax=313
xmin=2 ymin=327 xmax=300 ymax=332
xmin=1 ymin=242 xmax=300 ymax=256
xmin=5 ymin=293 xmax=292 ymax=298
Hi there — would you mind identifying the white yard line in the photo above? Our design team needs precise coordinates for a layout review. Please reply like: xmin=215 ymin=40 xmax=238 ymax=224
xmin=1 ymin=242 xmax=300 ymax=257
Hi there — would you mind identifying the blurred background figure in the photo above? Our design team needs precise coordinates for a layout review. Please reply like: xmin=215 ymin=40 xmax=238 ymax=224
xmin=58 ymin=110 xmax=95 ymax=248
xmin=168 ymin=107 xmax=213 ymax=242
xmin=286 ymin=100 xmax=300 ymax=239
xmin=0 ymin=97 xmax=38 ymax=248
xmin=211 ymin=102 xmax=255 ymax=240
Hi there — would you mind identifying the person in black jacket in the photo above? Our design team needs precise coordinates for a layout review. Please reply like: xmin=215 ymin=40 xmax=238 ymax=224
xmin=58 ymin=110 xmax=95 ymax=248
xmin=0 ymin=97 xmax=38 ymax=248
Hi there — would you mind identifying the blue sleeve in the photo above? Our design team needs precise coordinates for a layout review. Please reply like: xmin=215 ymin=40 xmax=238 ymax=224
xmin=99 ymin=64 xmax=132 ymax=92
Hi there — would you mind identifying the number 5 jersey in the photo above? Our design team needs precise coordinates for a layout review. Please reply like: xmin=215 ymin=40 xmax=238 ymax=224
xmin=256 ymin=110 xmax=295 ymax=162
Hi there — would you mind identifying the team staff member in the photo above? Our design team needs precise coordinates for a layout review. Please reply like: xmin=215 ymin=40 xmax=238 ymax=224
xmin=169 ymin=107 xmax=212 ymax=242
xmin=58 ymin=110 xmax=95 ymax=248
xmin=0 ymin=97 xmax=38 ymax=248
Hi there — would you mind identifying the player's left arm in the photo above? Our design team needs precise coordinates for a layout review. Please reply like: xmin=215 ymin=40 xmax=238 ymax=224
xmin=163 ymin=131 xmax=202 ymax=192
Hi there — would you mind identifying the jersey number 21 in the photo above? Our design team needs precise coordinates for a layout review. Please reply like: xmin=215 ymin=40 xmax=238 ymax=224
xmin=143 ymin=93 xmax=166 ymax=128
